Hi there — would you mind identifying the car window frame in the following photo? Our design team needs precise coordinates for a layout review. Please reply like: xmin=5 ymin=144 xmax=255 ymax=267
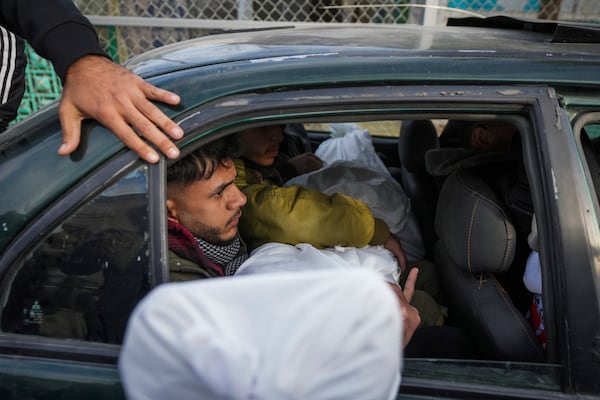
xmin=531 ymin=105 xmax=600 ymax=396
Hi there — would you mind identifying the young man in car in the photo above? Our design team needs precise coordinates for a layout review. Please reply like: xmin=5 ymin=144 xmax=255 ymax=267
xmin=165 ymin=138 xmax=421 ymax=347
xmin=234 ymin=124 xmax=447 ymax=328
xmin=166 ymin=139 xmax=248 ymax=279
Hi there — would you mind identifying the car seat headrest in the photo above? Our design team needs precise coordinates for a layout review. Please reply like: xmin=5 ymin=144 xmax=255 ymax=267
xmin=398 ymin=120 xmax=439 ymax=172
xmin=435 ymin=169 xmax=516 ymax=274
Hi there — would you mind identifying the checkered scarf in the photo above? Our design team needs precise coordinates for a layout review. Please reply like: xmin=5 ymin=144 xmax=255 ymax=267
xmin=195 ymin=235 xmax=248 ymax=276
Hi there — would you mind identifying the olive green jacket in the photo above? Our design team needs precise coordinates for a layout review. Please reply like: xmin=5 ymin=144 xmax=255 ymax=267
xmin=169 ymin=250 xmax=222 ymax=282
xmin=234 ymin=158 xmax=390 ymax=251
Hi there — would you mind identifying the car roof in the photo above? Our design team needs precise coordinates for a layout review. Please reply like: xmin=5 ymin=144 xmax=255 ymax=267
xmin=125 ymin=17 xmax=600 ymax=86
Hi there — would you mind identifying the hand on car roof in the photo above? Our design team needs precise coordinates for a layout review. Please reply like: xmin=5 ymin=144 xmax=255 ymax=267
xmin=58 ymin=55 xmax=183 ymax=163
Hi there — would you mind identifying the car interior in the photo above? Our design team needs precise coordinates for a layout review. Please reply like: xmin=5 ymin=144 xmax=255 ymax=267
xmin=291 ymin=116 xmax=543 ymax=361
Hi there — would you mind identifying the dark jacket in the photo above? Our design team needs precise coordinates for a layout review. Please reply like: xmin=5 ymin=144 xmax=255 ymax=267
xmin=168 ymin=219 xmax=225 ymax=281
xmin=0 ymin=28 xmax=25 ymax=130
xmin=0 ymin=0 xmax=108 ymax=131
xmin=0 ymin=0 xmax=107 ymax=81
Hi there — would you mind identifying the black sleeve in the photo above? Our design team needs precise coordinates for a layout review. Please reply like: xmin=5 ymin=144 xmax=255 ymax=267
xmin=0 ymin=0 xmax=109 ymax=82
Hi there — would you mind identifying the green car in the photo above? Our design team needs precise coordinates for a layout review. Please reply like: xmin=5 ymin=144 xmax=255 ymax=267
xmin=1 ymin=16 xmax=600 ymax=399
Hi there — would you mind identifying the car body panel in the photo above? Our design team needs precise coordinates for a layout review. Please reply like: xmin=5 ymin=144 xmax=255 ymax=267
xmin=0 ymin=355 xmax=124 ymax=399
xmin=0 ymin=109 xmax=127 ymax=252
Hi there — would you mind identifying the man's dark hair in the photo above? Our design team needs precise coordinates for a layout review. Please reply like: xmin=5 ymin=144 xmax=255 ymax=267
xmin=167 ymin=135 xmax=239 ymax=186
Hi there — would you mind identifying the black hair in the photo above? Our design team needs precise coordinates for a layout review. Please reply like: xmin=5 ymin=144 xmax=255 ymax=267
xmin=167 ymin=135 xmax=239 ymax=186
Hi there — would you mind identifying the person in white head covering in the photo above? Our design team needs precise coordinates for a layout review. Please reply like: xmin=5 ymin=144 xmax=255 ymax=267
xmin=119 ymin=269 xmax=403 ymax=400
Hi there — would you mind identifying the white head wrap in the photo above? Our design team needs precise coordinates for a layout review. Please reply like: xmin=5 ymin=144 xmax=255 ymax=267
xmin=119 ymin=269 xmax=402 ymax=400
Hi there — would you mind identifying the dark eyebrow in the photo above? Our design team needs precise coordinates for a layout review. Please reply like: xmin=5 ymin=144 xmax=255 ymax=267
xmin=212 ymin=179 xmax=236 ymax=196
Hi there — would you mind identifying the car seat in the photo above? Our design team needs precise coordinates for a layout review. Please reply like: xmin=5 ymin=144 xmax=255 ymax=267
xmin=398 ymin=120 xmax=439 ymax=258
xmin=433 ymin=168 xmax=545 ymax=361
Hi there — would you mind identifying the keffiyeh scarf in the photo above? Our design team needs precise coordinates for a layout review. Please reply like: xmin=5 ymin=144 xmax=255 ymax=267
xmin=195 ymin=235 xmax=248 ymax=276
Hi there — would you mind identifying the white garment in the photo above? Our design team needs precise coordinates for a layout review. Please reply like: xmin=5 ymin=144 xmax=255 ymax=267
xmin=523 ymin=250 xmax=542 ymax=294
xmin=316 ymin=124 xmax=391 ymax=177
xmin=286 ymin=160 xmax=425 ymax=261
xmin=119 ymin=269 xmax=402 ymax=400
xmin=288 ymin=123 xmax=425 ymax=261
xmin=237 ymin=241 xmax=400 ymax=285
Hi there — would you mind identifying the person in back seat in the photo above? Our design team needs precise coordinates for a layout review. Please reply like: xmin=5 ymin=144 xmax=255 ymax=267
xmin=455 ymin=120 xmax=534 ymax=240
xmin=428 ymin=119 xmax=534 ymax=311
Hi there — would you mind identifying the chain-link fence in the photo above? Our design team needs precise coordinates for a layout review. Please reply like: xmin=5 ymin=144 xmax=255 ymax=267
xmin=76 ymin=0 xmax=600 ymax=62
xmin=78 ymin=0 xmax=599 ymax=26
xmin=15 ymin=0 xmax=600 ymax=122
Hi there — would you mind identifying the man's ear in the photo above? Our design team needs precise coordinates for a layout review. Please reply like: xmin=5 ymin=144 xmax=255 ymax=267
xmin=166 ymin=199 xmax=179 ymax=222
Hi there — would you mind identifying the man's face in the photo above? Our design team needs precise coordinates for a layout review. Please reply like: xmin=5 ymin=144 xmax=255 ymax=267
xmin=239 ymin=125 xmax=284 ymax=166
xmin=167 ymin=159 xmax=247 ymax=244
